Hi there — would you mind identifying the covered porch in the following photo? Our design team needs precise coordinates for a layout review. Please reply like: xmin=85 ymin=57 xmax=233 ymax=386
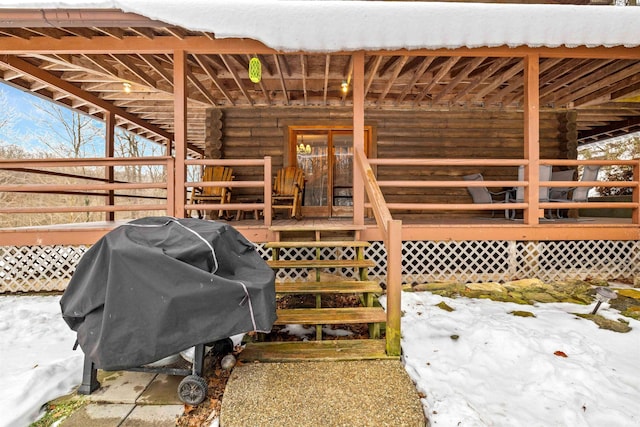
xmin=1 ymin=2 xmax=640 ymax=357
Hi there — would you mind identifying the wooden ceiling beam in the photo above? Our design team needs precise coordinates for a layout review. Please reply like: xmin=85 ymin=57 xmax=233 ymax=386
xmin=414 ymin=56 xmax=460 ymax=105
xmin=540 ymin=59 xmax=613 ymax=102
xmin=220 ymin=54 xmax=253 ymax=105
xmin=574 ymin=68 xmax=640 ymax=107
xmin=60 ymin=27 xmax=95 ymax=39
xmin=553 ymin=60 xmax=638 ymax=106
xmin=0 ymin=55 xmax=173 ymax=141
xmin=193 ymin=54 xmax=235 ymax=105
xmin=186 ymin=68 xmax=217 ymax=106
xmin=490 ymin=57 xmax=559 ymax=106
xmin=300 ymin=54 xmax=308 ymax=105
xmin=378 ymin=55 xmax=408 ymax=104
xmin=129 ymin=27 xmax=155 ymax=40
xmin=432 ymin=56 xmax=485 ymax=104
xmin=472 ymin=59 xmax=523 ymax=102
xmin=364 ymin=55 xmax=383 ymax=97
xmin=110 ymin=54 xmax=157 ymax=87
xmin=323 ymin=54 xmax=330 ymax=105
xmin=395 ymin=56 xmax=435 ymax=104
xmin=139 ymin=54 xmax=173 ymax=85
xmin=273 ymin=54 xmax=289 ymax=106
xmin=92 ymin=27 xmax=125 ymax=40
xmin=449 ymin=57 xmax=511 ymax=104
xmin=22 ymin=27 xmax=62 ymax=39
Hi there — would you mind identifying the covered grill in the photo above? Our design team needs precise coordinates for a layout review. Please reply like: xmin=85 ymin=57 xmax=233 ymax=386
xmin=60 ymin=217 xmax=276 ymax=403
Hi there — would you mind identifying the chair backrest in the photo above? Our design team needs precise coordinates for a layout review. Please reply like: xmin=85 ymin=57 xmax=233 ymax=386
xmin=515 ymin=165 xmax=552 ymax=202
xmin=201 ymin=166 xmax=233 ymax=197
xmin=274 ymin=166 xmax=304 ymax=196
xmin=549 ymin=169 xmax=575 ymax=200
xmin=572 ymin=165 xmax=600 ymax=202
xmin=463 ymin=173 xmax=493 ymax=204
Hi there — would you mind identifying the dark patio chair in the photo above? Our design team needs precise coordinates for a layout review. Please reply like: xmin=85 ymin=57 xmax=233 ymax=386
xmin=507 ymin=165 xmax=553 ymax=219
xmin=549 ymin=165 xmax=600 ymax=218
xmin=463 ymin=173 xmax=510 ymax=218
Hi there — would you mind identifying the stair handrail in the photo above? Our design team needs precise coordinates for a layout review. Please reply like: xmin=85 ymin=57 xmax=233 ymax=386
xmin=354 ymin=147 xmax=402 ymax=356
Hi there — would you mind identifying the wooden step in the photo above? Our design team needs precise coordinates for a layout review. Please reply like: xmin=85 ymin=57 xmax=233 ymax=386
xmin=276 ymin=280 xmax=382 ymax=294
xmin=275 ymin=307 xmax=386 ymax=325
xmin=238 ymin=339 xmax=396 ymax=362
xmin=268 ymin=259 xmax=375 ymax=269
xmin=270 ymin=224 xmax=365 ymax=232
xmin=265 ymin=240 xmax=370 ymax=249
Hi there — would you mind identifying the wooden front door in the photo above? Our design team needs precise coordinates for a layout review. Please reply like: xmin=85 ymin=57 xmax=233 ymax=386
xmin=290 ymin=127 xmax=370 ymax=218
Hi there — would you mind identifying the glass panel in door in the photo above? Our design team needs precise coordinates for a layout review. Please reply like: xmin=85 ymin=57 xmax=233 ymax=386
xmin=296 ymin=133 xmax=329 ymax=215
xmin=331 ymin=134 xmax=354 ymax=216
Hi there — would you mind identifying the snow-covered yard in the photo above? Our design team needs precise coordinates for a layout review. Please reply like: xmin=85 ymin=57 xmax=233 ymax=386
xmin=1 ymin=291 xmax=639 ymax=427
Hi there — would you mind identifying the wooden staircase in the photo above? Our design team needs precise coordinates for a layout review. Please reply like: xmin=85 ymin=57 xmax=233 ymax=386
xmin=239 ymin=224 xmax=396 ymax=362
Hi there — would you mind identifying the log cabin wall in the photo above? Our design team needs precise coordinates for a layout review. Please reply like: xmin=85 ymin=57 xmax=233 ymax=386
xmin=220 ymin=107 xmax=574 ymax=217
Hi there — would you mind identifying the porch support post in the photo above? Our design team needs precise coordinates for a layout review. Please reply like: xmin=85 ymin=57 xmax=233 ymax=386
xmin=352 ymin=50 xmax=365 ymax=226
xmin=386 ymin=219 xmax=402 ymax=357
xmin=523 ymin=53 xmax=540 ymax=225
xmin=173 ymin=49 xmax=187 ymax=218
xmin=105 ymin=111 xmax=115 ymax=221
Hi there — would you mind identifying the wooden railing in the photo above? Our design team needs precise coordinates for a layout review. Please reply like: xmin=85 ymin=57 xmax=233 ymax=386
xmin=184 ymin=157 xmax=272 ymax=226
xmin=541 ymin=160 xmax=639 ymax=223
xmin=367 ymin=157 xmax=640 ymax=224
xmin=0 ymin=156 xmax=173 ymax=218
xmin=354 ymin=148 xmax=401 ymax=356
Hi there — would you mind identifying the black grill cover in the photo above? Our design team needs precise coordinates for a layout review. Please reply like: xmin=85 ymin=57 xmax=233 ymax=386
xmin=60 ymin=217 xmax=276 ymax=371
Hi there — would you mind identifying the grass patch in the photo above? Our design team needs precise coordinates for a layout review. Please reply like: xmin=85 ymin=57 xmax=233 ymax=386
xmin=30 ymin=396 xmax=86 ymax=427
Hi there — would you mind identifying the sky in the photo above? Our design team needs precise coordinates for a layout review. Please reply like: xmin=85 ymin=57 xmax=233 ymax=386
xmin=1 ymin=289 xmax=638 ymax=427
xmin=0 ymin=82 xmax=163 ymax=158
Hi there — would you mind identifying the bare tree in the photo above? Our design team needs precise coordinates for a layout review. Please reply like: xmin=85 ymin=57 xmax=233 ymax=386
xmin=580 ymin=134 xmax=640 ymax=196
xmin=30 ymin=102 xmax=104 ymax=158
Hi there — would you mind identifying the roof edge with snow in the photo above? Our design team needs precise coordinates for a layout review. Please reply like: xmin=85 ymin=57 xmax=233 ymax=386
xmin=1 ymin=1 xmax=640 ymax=52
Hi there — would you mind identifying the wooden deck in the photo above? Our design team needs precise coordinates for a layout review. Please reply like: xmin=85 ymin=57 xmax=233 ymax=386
xmin=0 ymin=215 xmax=636 ymax=246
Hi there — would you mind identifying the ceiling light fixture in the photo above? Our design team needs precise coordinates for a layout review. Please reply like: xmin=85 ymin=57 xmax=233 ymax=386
xmin=123 ymin=82 xmax=132 ymax=93
xmin=341 ymin=81 xmax=349 ymax=94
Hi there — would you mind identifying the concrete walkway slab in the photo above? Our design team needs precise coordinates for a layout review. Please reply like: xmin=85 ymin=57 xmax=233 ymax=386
xmin=121 ymin=404 xmax=184 ymax=426
xmin=220 ymin=359 xmax=426 ymax=427
xmin=89 ymin=371 xmax=157 ymax=404
xmin=136 ymin=374 xmax=183 ymax=405
xmin=61 ymin=403 xmax=134 ymax=427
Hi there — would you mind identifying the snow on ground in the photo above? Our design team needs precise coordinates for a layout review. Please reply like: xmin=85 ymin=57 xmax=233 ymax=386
xmin=1 ymin=292 xmax=639 ymax=427
xmin=0 ymin=296 xmax=82 ymax=427
xmin=380 ymin=292 xmax=640 ymax=427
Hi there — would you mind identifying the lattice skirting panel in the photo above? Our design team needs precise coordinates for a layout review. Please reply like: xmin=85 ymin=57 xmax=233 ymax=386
xmin=2 ymin=240 xmax=639 ymax=293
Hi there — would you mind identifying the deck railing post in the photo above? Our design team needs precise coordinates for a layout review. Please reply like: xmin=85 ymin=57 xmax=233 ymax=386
xmin=633 ymin=158 xmax=639 ymax=225
xmin=385 ymin=218 xmax=402 ymax=357
xmin=166 ymin=156 xmax=175 ymax=217
xmin=264 ymin=156 xmax=272 ymax=226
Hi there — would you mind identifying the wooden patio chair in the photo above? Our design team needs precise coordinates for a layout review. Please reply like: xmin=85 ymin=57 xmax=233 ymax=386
xmin=189 ymin=165 xmax=233 ymax=219
xmin=272 ymin=166 xmax=305 ymax=219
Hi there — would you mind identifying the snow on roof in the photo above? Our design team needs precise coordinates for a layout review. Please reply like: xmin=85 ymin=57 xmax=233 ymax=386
xmin=1 ymin=0 xmax=640 ymax=52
